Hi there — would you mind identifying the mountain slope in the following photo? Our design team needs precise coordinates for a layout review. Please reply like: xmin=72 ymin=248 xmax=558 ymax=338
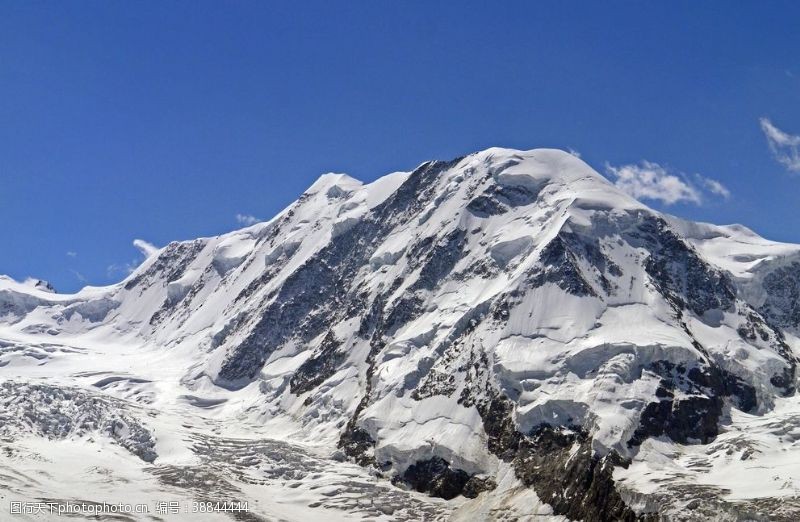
xmin=2 ymin=147 xmax=800 ymax=520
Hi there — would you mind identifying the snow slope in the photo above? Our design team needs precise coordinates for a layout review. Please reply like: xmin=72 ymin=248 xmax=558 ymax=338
xmin=2 ymin=147 xmax=800 ymax=521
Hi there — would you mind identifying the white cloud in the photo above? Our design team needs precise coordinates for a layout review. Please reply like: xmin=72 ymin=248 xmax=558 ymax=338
xmin=605 ymin=160 xmax=729 ymax=206
xmin=235 ymin=213 xmax=260 ymax=226
xmin=760 ymin=117 xmax=800 ymax=173
xmin=696 ymin=175 xmax=731 ymax=199
xmin=568 ymin=148 xmax=582 ymax=158
xmin=66 ymin=251 xmax=77 ymax=258
xmin=133 ymin=239 xmax=159 ymax=257
xmin=606 ymin=161 xmax=699 ymax=205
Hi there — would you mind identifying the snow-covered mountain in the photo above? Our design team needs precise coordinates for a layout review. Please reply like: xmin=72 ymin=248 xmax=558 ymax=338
xmin=2 ymin=147 xmax=800 ymax=521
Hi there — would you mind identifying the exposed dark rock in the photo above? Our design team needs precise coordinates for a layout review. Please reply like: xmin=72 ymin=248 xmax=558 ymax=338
xmin=124 ymin=239 xmax=207 ymax=292
xmin=394 ymin=457 xmax=495 ymax=500
xmin=527 ymin=236 xmax=598 ymax=297
xmin=382 ymin=295 xmax=424 ymax=337
xmin=411 ymin=301 xmax=492 ymax=400
xmin=32 ymin=279 xmax=57 ymax=293
xmin=467 ymin=194 xmax=508 ymax=217
xmin=462 ymin=475 xmax=497 ymax=498
xmin=411 ymin=369 xmax=457 ymax=400
xmin=492 ymin=183 xmax=541 ymax=207
xmin=559 ymin=231 xmax=621 ymax=295
xmin=628 ymin=360 xmax=758 ymax=447
xmin=410 ymin=229 xmax=467 ymax=292
xmin=759 ymin=261 xmax=800 ymax=330
xmin=466 ymin=182 xmax=541 ymax=217
xmin=513 ymin=426 xmax=652 ymax=522
xmin=338 ymin=423 xmax=376 ymax=467
xmin=290 ymin=332 xmax=344 ymax=395
xmin=737 ymin=311 xmax=798 ymax=395
xmin=631 ymin=395 xmax=722 ymax=446
xmin=629 ymin=216 xmax=735 ymax=316
xmin=771 ymin=366 xmax=796 ymax=395
xmin=476 ymin=395 xmax=522 ymax=460
xmin=737 ymin=315 xmax=771 ymax=342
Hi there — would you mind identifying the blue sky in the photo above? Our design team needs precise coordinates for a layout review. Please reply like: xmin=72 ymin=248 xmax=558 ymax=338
xmin=2 ymin=1 xmax=799 ymax=292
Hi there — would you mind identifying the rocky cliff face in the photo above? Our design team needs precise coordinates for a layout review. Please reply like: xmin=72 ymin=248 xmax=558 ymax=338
xmin=2 ymin=148 xmax=800 ymax=520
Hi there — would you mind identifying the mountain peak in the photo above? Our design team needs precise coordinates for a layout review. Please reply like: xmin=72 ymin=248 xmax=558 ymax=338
xmin=3 ymin=147 xmax=800 ymax=520
xmin=304 ymin=172 xmax=363 ymax=196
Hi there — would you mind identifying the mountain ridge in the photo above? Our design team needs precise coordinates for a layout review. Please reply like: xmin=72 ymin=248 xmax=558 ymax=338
xmin=2 ymin=147 xmax=800 ymax=520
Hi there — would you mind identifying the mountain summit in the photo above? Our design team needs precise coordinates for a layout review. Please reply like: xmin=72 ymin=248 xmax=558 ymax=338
xmin=2 ymin=148 xmax=800 ymax=520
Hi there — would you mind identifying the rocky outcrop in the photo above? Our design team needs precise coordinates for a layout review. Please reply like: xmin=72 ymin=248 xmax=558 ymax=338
xmin=514 ymin=427 xmax=653 ymax=522
xmin=394 ymin=457 xmax=496 ymax=500
xmin=760 ymin=261 xmax=800 ymax=330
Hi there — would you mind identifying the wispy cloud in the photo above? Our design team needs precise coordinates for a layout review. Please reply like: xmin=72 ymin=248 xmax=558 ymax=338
xmin=235 ymin=213 xmax=260 ymax=226
xmin=107 ymin=239 xmax=159 ymax=279
xmin=66 ymin=251 xmax=77 ymax=258
xmin=696 ymin=175 xmax=731 ymax=199
xmin=605 ymin=160 xmax=730 ymax=206
xmin=760 ymin=117 xmax=800 ymax=173
xmin=133 ymin=239 xmax=159 ymax=257
xmin=106 ymin=261 xmax=139 ymax=278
